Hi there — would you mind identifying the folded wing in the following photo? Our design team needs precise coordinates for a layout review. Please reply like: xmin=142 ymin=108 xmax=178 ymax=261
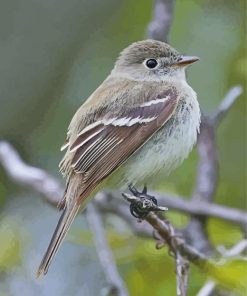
xmin=69 ymin=87 xmax=178 ymax=202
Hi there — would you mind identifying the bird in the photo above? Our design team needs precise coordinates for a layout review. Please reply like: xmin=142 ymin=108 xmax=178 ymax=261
xmin=37 ymin=39 xmax=201 ymax=277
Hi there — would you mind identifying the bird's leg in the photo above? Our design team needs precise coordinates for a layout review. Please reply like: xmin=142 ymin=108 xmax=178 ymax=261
xmin=123 ymin=184 xmax=168 ymax=219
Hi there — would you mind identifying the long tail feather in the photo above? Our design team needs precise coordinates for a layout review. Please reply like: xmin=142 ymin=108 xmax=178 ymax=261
xmin=36 ymin=203 xmax=80 ymax=278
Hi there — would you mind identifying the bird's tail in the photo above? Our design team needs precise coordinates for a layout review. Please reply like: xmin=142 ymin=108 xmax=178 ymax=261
xmin=36 ymin=202 xmax=80 ymax=278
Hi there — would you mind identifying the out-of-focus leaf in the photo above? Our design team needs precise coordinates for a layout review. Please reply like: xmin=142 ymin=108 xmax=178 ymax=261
xmin=0 ymin=293 xmax=11 ymax=296
xmin=0 ymin=181 xmax=6 ymax=207
xmin=234 ymin=57 xmax=247 ymax=78
xmin=165 ymin=211 xmax=189 ymax=228
xmin=202 ymin=257 xmax=247 ymax=294
xmin=67 ymin=229 xmax=93 ymax=246
xmin=208 ymin=218 xmax=242 ymax=246
xmin=0 ymin=218 xmax=21 ymax=271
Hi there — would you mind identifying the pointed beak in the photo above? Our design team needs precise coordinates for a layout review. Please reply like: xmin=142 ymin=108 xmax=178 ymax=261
xmin=175 ymin=55 xmax=199 ymax=66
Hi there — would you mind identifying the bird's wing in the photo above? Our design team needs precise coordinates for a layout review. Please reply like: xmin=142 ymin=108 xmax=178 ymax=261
xmin=68 ymin=86 xmax=179 ymax=203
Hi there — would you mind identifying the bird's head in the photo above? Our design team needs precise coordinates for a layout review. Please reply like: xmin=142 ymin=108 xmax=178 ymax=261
xmin=113 ymin=39 xmax=199 ymax=81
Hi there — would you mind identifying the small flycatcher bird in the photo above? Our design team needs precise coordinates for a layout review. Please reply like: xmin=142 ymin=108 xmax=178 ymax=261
xmin=37 ymin=40 xmax=201 ymax=276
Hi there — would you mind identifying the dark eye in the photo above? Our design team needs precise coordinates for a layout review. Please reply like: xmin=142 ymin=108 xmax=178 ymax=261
xmin=145 ymin=58 xmax=158 ymax=69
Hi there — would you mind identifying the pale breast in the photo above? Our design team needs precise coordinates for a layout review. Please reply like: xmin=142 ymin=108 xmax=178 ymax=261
xmin=107 ymin=88 xmax=200 ymax=188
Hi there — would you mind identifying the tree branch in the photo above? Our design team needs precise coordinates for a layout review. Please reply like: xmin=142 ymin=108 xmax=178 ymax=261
xmin=0 ymin=141 xmax=62 ymax=206
xmin=212 ymin=86 xmax=243 ymax=126
xmin=96 ymin=191 xmax=247 ymax=232
xmin=145 ymin=212 xmax=208 ymax=294
xmin=0 ymin=141 xmax=246 ymax=230
xmin=186 ymin=117 xmax=217 ymax=254
xmin=197 ymin=280 xmax=216 ymax=296
xmin=122 ymin=191 xmax=209 ymax=296
xmin=147 ymin=0 xmax=175 ymax=42
xmin=185 ymin=86 xmax=243 ymax=254
xmin=86 ymin=203 xmax=129 ymax=296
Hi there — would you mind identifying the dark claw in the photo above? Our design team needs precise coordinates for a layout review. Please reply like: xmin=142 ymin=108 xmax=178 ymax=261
xmin=151 ymin=196 xmax=158 ymax=205
xmin=128 ymin=184 xmax=139 ymax=196
xmin=130 ymin=204 xmax=141 ymax=218
xmin=142 ymin=185 xmax=147 ymax=194
xmin=128 ymin=184 xmax=157 ymax=202
xmin=130 ymin=201 xmax=149 ymax=219
xmin=124 ymin=184 xmax=167 ymax=219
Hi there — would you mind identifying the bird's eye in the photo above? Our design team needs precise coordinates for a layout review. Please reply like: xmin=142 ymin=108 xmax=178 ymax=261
xmin=145 ymin=59 xmax=158 ymax=69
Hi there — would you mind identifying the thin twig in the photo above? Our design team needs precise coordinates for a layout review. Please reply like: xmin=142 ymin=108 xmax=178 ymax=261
xmin=193 ymin=117 xmax=218 ymax=203
xmin=146 ymin=214 xmax=204 ymax=296
xmin=121 ymin=188 xmax=208 ymax=296
xmin=212 ymin=86 xmax=243 ymax=126
xmin=217 ymin=239 xmax=247 ymax=257
xmin=176 ymin=253 xmax=189 ymax=296
xmin=186 ymin=86 xmax=243 ymax=254
xmin=145 ymin=213 xmax=208 ymax=266
xmin=147 ymin=0 xmax=175 ymax=42
xmin=97 ymin=192 xmax=247 ymax=232
xmin=0 ymin=141 xmax=63 ymax=206
xmin=86 ymin=203 xmax=129 ymax=296
xmin=186 ymin=117 xmax=217 ymax=254
xmin=196 ymin=280 xmax=216 ymax=296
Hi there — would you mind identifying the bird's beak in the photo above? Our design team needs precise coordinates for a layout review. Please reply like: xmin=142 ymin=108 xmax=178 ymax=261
xmin=174 ymin=55 xmax=199 ymax=66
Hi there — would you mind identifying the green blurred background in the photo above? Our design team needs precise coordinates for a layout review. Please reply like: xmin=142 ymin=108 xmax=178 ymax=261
xmin=0 ymin=0 xmax=246 ymax=295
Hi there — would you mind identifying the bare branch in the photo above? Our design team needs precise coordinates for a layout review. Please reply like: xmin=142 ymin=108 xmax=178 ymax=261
xmin=142 ymin=213 xmax=201 ymax=295
xmin=86 ymin=203 xmax=129 ymax=296
xmin=194 ymin=119 xmax=218 ymax=203
xmin=176 ymin=253 xmax=189 ymax=296
xmin=185 ymin=118 xmax=217 ymax=254
xmin=119 ymin=189 xmax=208 ymax=294
xmin=0 ymin=140 xmax=62 ymax=206
xmin=147 ymin=0 xmax=175 ymax=42
xmin=0 ymin=140 xmax=245 ymax=230
xmin=191 ymin=85 xmax=243 ymax=206
xmin=145 ymin=212 xmax=208 ymax=266
xmin=212 ymin=86 xmax=243 ymax=126
xmin=186 ymin=85 xmax=243 ymax=254
xmin=97 ymin=191 xmax=247 ymax=232
xmin=155 ymin=192 xmax=247 ymax=227
xmin=217 ymin=239 xmax=247 ymax=257
xmin=197 ymin=280 xmax=216 ymax=296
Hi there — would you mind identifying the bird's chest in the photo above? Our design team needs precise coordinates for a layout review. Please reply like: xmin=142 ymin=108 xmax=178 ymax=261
xmin=111 ymin=95 xmax=200 ymax=187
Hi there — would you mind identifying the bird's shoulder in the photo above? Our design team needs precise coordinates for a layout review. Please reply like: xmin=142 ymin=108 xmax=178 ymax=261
xmin=68 ymin=77 xmax=182 ymax=136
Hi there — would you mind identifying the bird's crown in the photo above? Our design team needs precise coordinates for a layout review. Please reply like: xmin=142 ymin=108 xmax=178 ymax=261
xmin=116 ymin=39 xmax=181 ymax=67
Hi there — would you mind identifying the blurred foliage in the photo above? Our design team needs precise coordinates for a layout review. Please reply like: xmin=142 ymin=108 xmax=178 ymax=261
xmin=0 ymin=217 xmax=21 ymax=272
xmin=208 ymin=258 xmax=247 ymax=294
xmin=70 ymin=223 xmax=247 ymax=295
xmin=0 ymin=0 xmax=246 ymax=295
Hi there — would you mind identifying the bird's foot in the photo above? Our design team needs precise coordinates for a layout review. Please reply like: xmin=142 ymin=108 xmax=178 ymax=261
xmin=122 ymin=184 xmax=168 ymax=219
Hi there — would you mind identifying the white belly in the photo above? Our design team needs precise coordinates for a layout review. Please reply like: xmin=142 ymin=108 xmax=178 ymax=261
xmin=106 ymin=92 xmax=200 ymax=188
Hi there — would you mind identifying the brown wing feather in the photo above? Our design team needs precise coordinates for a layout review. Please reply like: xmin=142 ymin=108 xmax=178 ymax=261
xmin=70 ymin=90 xmax=178 ymax=203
